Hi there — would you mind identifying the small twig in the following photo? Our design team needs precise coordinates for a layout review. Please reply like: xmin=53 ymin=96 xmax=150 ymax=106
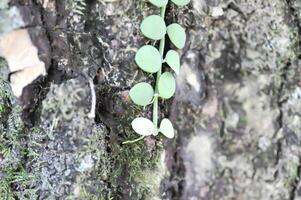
xmin=87 ymin=77 xmax=96 ymax=119
xmin=49 ymin=117 xmax=58 ymax=140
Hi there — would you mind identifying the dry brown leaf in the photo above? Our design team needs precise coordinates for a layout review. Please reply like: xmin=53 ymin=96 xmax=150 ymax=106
xmin=0 ymin=29 xmax=46 ymax=97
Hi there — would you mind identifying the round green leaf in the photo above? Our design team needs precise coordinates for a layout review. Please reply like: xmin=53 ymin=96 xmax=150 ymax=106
xmin=129 ymin=82 xmax=154 ymax=106
xmin=165 ymin=50 xmax=180 ymax=74
xmin=140 ymin=15 xmax=166 ymax=40
xmin=167 ymin=23 xmax=186 ymax=49
xmin=159 ymin=118 xmax=175 ymax=138
xmin=171 ymin=0 xmax=190 ymax=6
xmin=132 ymin=117 xmax=156 ymax=136
xmin=135 ymin=45 xmax=161 ymax=73
xmin=158 ymin=72 xmax=176 ymax=99
xmin=149 ymin=0 xmax=168 ymax=7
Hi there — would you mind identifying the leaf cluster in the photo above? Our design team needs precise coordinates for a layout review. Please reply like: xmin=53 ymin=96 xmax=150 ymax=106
xmin=128 ymin=0 xmax=190 ymax=140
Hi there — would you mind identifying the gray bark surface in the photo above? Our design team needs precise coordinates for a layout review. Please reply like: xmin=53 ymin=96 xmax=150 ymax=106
xmin=0 ymin=0 xmax=300 ymax=199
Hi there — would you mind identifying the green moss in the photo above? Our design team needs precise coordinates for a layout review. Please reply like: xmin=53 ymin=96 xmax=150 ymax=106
xmin=92 ymin=88 xmax=164 ymax=198
xmin=0 ymin=60 xmax=38 ymax=199
xmin=284 ymin=163 xmax=299 ymax=188
xmin=0 ymin=70 xmax=10 ymax=115
xmin=76 ymin=188 xmax=113 ymax=200
xmin=0 ymin=166 xmax=38 ymax=199
xmin=0 ymin=61 xmax=164 ymax=199
xmin=238 ymin=115 xmax=248 ymax=126
xmin=108 ymin=134 xmax=163 ymax=198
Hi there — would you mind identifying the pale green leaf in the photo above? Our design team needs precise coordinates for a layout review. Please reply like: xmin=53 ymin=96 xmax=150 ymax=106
xmin=159 ymin=118 xmax=175 ymax=138
xmin=165 ymin=50 xmax=180 ymax=74
xmin=140 ymin=15 xmax=166 ymax=40
xmin=132 ymin=117 xmax=156 ymax=136
xmin=170 ymin=0 xmax=190 ymax=6
xmin=149 ymin=0 xmax=168 ymax=7
xmin=129 ymin=82 xmax=154 ymax=106
xmin=167 ymin=23 xmax=186 ymax=49
xmin=135 ymin=45 xmax=162 ymax=73
xmin=158 ymin=72 xmax=176 ymax=99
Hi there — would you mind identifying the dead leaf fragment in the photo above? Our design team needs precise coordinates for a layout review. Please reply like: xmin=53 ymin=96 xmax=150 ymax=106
xmin=0 ymin=29 xmax=46 ymax=97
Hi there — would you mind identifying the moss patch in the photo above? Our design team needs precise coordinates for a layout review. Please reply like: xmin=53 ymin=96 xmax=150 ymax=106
xmin=0 ymin=60 xmax=38 ymax=199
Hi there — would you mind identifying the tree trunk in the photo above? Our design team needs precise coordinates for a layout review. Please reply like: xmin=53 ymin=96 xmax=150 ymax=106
xmin=0 ymin=0 xmax=300 ymax=199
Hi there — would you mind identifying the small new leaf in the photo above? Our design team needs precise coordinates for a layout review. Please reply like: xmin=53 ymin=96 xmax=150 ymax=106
xmin=159 ymin=118 xmax=175 ymax=138
xmin=165 ymin=50 xmax=180 ymax=74
xmin=158 ymin=72 xmax=176 ymax=99
xmin=132 ymin=117 xmax=157 ymax=136
xmin=149 ymin=0 xmax=168 ymax=8
xmin=167 ymin=23 xmax=186 ymax=49
xmin=140 ymin=15 xmax=166 ymax=40
xmin=171 ymin=0 xmax=191 ymax=6
xmin=129 ymin=82 xmax=154 ymax=106
xmin=135 ymin=45 xmax=162 ymax=73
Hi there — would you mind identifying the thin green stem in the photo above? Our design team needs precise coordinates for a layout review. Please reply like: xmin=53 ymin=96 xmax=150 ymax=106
xmin=122 ymin=136 xmax=145 ymax=145
xmin=153 ymin=5 xmax=167 ymax=133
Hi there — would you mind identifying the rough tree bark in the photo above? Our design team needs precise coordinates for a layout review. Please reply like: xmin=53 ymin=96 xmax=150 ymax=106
xmin=0 ymin=0 xmax=300 ymax=199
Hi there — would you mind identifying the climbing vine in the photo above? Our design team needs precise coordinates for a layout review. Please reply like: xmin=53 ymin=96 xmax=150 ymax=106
xmin=125 ymin=0 xmax=190 ymax=143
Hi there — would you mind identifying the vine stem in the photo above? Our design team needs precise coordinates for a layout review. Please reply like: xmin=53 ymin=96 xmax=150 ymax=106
xmin=153 ymin=5 xmax=167 ymax=133
xmin=122 ymin=136 xmax=145 ymax=145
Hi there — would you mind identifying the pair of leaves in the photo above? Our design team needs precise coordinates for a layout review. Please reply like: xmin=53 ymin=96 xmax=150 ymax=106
xmin=137 ymin=20 xmax=185 ymax=74
xmin=140 ymin=16 xmax=186 ymax=49
xmin=135 ymin=45 xmax=181 ymax=74
xmin=149 ymin=0 xmax=190 ymax=7
xmin=130 ymin=72 xmax=175 ymax=106
xmin=132 ymin=117 xmax=174 ymax=138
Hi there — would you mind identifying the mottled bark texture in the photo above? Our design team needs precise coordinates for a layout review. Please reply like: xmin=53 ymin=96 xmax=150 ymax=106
xmin=0 ymin=0 xmax=300 ymax=199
